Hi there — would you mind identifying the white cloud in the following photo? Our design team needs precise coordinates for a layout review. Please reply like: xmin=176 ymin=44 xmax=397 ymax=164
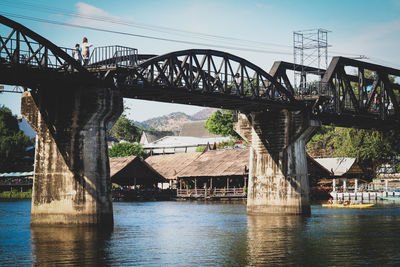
xmin=68 ymin=2 xmax=121 ymax=28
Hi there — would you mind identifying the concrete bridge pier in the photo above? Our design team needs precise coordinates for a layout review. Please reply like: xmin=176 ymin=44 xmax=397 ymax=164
xmin=235 ymin=110 xmax=320 ymax=215
xmin=21 ymin=87 xmax=122 ymax=226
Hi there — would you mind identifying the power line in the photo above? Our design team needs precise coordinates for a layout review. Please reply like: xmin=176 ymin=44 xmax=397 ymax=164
xmin=368 ymin=56 xmax=400 ymax=69
xmin=0 ymin=0 xmax=292 ymax=50
xmin=1 ymin=1 xmax=399 ymax=69
xmin=1 ymin=12 xmax=294 ymax=55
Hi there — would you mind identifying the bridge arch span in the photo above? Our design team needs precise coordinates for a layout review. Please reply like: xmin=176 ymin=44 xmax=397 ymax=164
xmin=120 ymin=49 xmax=298 ymax=110
xmin=0 ymin=15 xmax=90 ymax=88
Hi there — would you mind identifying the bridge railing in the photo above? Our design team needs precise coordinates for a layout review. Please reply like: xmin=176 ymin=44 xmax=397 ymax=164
xmin=88 ymin=45 xmax=138 ymax=68
xmin=293 ymin=81 xmax=334 ymax=97
xmin=0 ymin=36 xmax=76 ymax=70
xmin=176 ymin=188 xmax=246 ymax=198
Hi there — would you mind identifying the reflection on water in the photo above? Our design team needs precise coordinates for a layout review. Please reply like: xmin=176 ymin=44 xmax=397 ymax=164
xmin=31 ymin=225 xmax=112 ymax=266
xmin=246 ymin=215 xmax=305 ymax=266
xmin=308 ymin=205 xmax=400 ymax=266
xmin=108 ymin=201 xmax=249 ymax=266
xmin=245 ymin=205 xmax=400 ymax=266
xmin=1 ymin=200 xmax=400 ymax=266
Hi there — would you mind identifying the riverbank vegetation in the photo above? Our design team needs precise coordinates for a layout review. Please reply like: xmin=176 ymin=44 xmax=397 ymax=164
xmin=109 ymin=115 xmax=143 ymax=142
xmin=205 ymin=110 xmax=242 ymax=140
xmin=0 ymin=189 xmax=32 ymax=199
xmin=109 ymin=142 xmax=147 ymax=159
xmin=108 ymin=112 xmax=148 ymax=158
xmin=307 ymin=126 xmax=400 ymax=172
xmin=0 ymin=106 xmax=34 ymax=172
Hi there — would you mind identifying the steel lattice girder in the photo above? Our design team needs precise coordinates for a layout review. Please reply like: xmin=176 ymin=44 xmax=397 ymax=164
xmin=316 ymin=57 xmax=400 ymax=126
xmin=116 ymin=49 xmax=301 ymax=111
xmin=1 ymin=15 xmax=400 ymax=129
xmin=0 ymin=15 xmax=87 ymax=73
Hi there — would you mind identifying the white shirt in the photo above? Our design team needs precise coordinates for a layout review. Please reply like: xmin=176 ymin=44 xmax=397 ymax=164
xmin=81 ymin=42 xmax=92 ymax=59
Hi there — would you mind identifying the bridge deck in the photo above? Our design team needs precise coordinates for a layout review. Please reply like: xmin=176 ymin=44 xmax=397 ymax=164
xmin=1 ymin=14 xmax=399 ymax=130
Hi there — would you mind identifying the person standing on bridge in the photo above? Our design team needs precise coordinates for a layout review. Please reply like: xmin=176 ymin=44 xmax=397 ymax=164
xmin=72 ymin=44 xmax=82 ymax=65
xmin=234 ymin=73 xmax=240 ymax=94
xmin=81 ymin=37 xmax=92 ymax=66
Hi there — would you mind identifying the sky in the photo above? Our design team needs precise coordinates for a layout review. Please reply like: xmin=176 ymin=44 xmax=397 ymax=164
xmin=1 ymin=0 xmax=400 ymax=121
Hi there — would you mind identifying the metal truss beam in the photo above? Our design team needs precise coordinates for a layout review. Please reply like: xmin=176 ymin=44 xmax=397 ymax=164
xmin=115 ymin=49 xmax=298 ymax=111
xmin=315 ymin=56 xmax=400 ymax=128
xmin=0 ymin=15 xmax=399 ymax=130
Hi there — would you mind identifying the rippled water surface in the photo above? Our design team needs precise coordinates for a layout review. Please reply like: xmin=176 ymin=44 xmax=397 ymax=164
xmin=1 ymin=200 xmax=400 ymax=266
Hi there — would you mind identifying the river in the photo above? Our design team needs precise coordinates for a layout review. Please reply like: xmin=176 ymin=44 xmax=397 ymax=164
xmin=1 ymin=200 xmax=400 ymax=266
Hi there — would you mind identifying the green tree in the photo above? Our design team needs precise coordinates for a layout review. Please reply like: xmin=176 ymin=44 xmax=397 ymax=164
xmin=205 ymin=110 xmax=241 ymax=140
xmin=306 ymin=126 xmax=337 ymax=157
xmin=332 ymin=128 xmax=399 ymax=169
xmin=109 ymin=115 xmax=142 ymax=142
xmin=307 ymin=125 xmax=400 ymax=170
xmin=0 ymin=106 xmax=33 ymax=172
xmin=108 ymin=142 xmax=147 ymax=158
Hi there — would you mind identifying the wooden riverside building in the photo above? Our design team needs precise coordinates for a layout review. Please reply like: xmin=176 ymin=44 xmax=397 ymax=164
xmin=109 ymin=156 xmax=167 ymax=201
xmin=146 ymin=148 xmax=249 ymax=199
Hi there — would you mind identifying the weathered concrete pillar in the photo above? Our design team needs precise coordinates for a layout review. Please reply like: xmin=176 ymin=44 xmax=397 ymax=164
xmin=21 ymin=86 xmax=122 ymax=226
xmin=234 ymin=110 xmax=320 ymax=215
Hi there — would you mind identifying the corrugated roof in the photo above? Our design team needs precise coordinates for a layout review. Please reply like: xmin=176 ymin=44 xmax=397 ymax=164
xmin=143 ymin=136 xmax=230 ymax=148
xmin=140 ymin=131 xmax=177 ymax=144
xmin=314 ymin=158 xmax=358 ymax=176
xmin=145 ymin=148 xmax=249 ymax=179
xmin=306 ymin=154 xmax=331 ymax=177
xmin=145 ymin=152 xmax=202 ymax=179
xmin=179 ymin=121 xmax=218 ymax=138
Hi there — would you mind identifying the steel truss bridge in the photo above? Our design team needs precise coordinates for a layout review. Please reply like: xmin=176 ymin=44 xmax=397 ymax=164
xmin=1 ymin=15 xmax=399 ymax=130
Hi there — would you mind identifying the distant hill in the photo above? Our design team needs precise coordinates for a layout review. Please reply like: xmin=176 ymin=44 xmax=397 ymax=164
xmin=134 ymin=108 xmax=218 ymax=131
xmin=134 ymin=121 xmax=150 ymax=130
xmin=135 ymin=112 xmax=194 ymax=132
xmin=191 ymin=108 xmax=219 ymax=120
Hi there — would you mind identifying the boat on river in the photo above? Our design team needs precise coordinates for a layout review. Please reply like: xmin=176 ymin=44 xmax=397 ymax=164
xmin=378 ymin=196 xmax=400 ymax=201
xmin=322 ymin=203 xmax=375 ymax=208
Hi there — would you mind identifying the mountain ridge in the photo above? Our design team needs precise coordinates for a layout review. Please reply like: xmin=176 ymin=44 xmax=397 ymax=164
xmin=134 ymin=108 xmax=218 ymax=131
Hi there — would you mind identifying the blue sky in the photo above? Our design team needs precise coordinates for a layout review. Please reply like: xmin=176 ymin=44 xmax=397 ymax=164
xmin=1 ymin=0 xmax=400 ymax=121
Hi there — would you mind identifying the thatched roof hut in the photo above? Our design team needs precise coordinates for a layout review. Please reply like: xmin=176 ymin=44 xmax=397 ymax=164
xmin=145 ymin=152 xmax=202 ymax=180
xmin=109 ymin=156 xmax=166 ymax=186
xmin=145 ymin=148 xmax=249 ymax=180
xmin=177 ymin=148 xmax=249 ymax=179
xmin=146 ymin=148 xmax=249 ymax=190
